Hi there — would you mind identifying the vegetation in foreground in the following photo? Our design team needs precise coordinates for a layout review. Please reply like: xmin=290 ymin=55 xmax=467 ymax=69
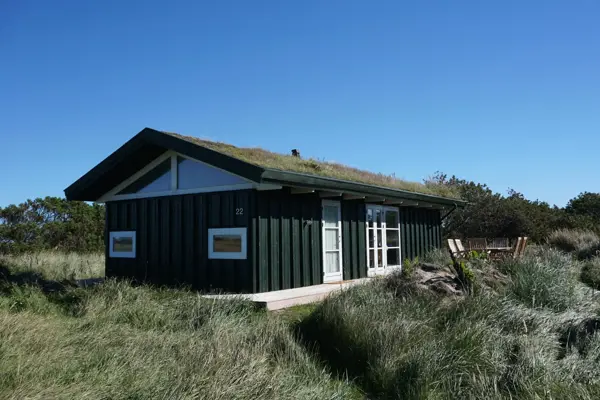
xmin=299 ymin=246 xmax=600 ymax=399
xmin=0 ymin=257 xmax=358 ymax=399
xmin=2 ymin=232 xmax=600 ymax=399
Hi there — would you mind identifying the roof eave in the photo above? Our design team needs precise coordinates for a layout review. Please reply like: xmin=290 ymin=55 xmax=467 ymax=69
xmin=260 ymin=169 xmax=466 ymax=207
xmin=65 ymin=128 xmax=265 ymax=201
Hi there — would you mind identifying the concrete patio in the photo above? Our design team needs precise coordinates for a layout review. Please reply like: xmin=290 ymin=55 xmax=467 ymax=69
xmin=203 ymin=278 xmax=371 ymax=310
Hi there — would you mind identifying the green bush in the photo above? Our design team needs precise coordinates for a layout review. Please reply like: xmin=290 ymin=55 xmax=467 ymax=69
xmin=401 ymin=256 xmax=419 ymax=279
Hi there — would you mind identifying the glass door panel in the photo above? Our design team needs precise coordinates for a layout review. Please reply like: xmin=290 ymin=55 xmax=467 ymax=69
xmin=323 ymin=201 xmax=342 ymax=282
xmin=367 ymin=205 xmax=402 ymax=275
xmin=384 ymin=208 xmax=401 ymax=267
xmin=366 ymin=205 xmax=385 ymax=275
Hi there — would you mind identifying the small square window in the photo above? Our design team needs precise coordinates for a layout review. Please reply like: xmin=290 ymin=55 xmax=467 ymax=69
xmin=208 ymin=228 xmax=247 ymax=259
xmin=109 ymin=231 xmax=136 ymax=258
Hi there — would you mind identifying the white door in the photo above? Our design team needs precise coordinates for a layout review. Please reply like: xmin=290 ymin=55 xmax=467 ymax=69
xmin=366 ymin=205 xmax=401 ymax=276
xmin=322 ymin=200 xmax=343 ymax=283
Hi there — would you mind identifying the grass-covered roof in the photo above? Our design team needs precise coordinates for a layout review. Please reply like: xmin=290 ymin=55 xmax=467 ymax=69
xmin=166 ymin=132 xmax=460 ymax=199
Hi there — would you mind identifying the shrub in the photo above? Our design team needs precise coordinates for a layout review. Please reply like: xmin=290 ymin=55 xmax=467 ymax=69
xmin=401 ymin=256 xmax=419 ymax=279
xmin=548 ymin=229 xmax=600 ymax=256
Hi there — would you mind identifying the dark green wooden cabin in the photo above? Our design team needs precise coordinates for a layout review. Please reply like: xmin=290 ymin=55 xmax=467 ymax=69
xmin=65 ymin=128 xmax=465 ymax=293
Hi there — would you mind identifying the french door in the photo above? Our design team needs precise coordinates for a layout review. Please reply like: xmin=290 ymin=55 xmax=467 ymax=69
xmin=322 ymin=200 xmax=343 ymax=283
xmin=366 ymin=205 xmax=401 ymax=276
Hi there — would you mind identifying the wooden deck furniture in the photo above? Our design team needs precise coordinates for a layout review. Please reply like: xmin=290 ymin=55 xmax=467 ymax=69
xmin=513 ymin=237 xmax=528 ymax=259
xmin=449 ymin=237 xmax=528 ymax=261
xmin=489 ymin=237 xmax=510 ymax=249
xmin=455 ymin=239 xmax=468 ymax=255
xmin=447 ymin=239 xmax=465 ymax=259
xmin=467 ymin=238 xmax=487 ymax=252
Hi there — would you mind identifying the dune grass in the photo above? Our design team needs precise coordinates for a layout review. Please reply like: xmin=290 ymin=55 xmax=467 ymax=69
xmin=581 ymin=257 xmax=600 ymax=291
xmin=0 ymin=251 xmax=104 ymax=281
xmin=2 ymin=249 xmax=600 ymax=399
xmin=296 ymin=248 xmax=600 ymax=399
xmin=548 ymin=229 xmax=600 ymax=260
xmin=0 ymin=253 xmax=359 ymax=400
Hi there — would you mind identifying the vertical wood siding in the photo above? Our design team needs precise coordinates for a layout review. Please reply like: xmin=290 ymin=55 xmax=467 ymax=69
xmin=105 ymin=189 xmax=444 ymax=293
xmin=342 ymin=201 xmax=368 ymax=280
xmin=399 ymin=207 xmax=442 ymax=261
xmin=105 ymin=190 xmax=255 ymax=292
xmin=253 ymin=190 xmax=322 ymax=292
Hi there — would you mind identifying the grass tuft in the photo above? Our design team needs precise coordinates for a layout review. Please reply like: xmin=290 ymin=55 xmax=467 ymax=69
xmin=581 ymin=257 xmax=600 ymax=290
xmin=548 ymin=229 xmax=600 ymax=259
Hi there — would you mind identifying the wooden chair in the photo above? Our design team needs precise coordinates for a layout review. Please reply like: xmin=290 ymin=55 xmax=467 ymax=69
xmin=447 ymin=239 xmax=468 ymax=259
xmin=518 ymin=237 xmax=529 ymax=258
xmin=512 ymin=237 xmax=523 ymax=259
xmin=455 ymin=239 xmax=468 ymax=255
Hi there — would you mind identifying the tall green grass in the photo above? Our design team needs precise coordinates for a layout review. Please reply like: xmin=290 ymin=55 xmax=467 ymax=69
xmin=0 ymin=251 xmax=104 ymax=280
xmin=548 ymin=229 xmax=600 ymax=260
xmin=0 ymin=254 xmax=359 ymax=399
xmin=3 ymin=249 xmax=600 ymax=399
xmin=297 ymin=249 xmax=600 ymax=399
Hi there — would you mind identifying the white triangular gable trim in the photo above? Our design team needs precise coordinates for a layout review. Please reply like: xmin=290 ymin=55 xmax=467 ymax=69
xmin=97 ymin=151 xmax=280 ymax=202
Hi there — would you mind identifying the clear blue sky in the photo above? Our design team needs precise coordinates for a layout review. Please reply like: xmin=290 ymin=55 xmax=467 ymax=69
xmin=2 ymin=0 xmax=599 ymax=207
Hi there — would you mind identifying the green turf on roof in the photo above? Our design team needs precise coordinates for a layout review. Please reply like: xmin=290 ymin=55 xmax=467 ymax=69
xmin=166 ymin=132 xmax=460 ymax=199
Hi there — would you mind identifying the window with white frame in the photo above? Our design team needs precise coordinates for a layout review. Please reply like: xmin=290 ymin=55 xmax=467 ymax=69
xmin=109 ymin=231 xmax=136 ymax=258
xmin=102 ymin=151 xmax=252 ymax=201
xmin=208 ymin=227 xmax=247 ymax=259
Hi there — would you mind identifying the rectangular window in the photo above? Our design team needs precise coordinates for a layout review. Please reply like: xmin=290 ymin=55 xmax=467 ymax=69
xmin=109 ymin=231 xmax=136 ymax=258
xmin=208 ymin=228 xmax=247 ymax=259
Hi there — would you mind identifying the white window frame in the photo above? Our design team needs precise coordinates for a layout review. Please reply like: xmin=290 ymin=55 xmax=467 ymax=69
xmin=366 ymin=205 xmax=401 ymax=276
xmin=322 ymin=200 xmax=343 ymax=283
xmin=208 ymin=227 xmax=247 ymax=260
xmin=109 ymin=231 xmax=136 ymax=258
xmin=97 ymin=151 xmax=277 ymax=202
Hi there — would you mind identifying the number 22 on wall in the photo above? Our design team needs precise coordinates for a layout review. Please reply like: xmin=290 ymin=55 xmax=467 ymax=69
xmin=236 ymin=208 xmax=243 ymax=215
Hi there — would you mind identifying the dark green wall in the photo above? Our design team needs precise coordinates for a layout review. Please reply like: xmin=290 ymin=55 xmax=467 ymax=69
xmin=105 ymin=190 xmax=255 ymax=292
xmin=252 ymin=190 xmax=322 ymax=292
xmin=105 ymin=189 xmax=443 ymax=293
xmin=400 ymin=207 xmax=442 ymax=261
xmin=342 ymin=200 xmax=368 ymax=280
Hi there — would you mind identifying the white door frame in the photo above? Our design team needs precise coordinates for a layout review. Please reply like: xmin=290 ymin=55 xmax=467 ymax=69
xmin=322 ymin=200 xmax=343 ymax=283
xmin=366 ymin=204 xmax=401 ymax=277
